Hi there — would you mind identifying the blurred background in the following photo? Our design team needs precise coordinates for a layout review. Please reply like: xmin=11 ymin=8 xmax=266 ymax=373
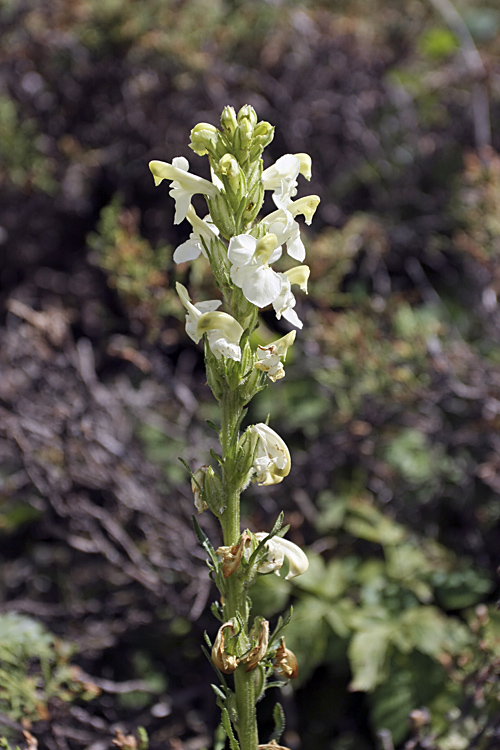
xmin=1 ymin=1 xmax=500 ymax=749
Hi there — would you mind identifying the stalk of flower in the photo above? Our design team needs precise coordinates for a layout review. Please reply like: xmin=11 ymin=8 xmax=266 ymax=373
xmin=150 ymin=105 xmax=319 ymax=750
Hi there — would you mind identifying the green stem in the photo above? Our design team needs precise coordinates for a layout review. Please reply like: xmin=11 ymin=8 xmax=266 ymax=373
xmin=220 ymin=387 xmax=259 ymax=750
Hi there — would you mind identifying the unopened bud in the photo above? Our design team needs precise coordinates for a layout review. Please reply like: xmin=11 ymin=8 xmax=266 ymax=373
xmin=218 ymin=153 xmax=242 ymax=194
xmin=221 ymin=106 xmax=238 ymax=135
xmin=237 ymin=118 xmax=254 ymax=149
xmin=253 ymin=121 xmax=274 ymax=140
xmin=216 ymin=532 xmax=252 ymax=578
xmin=274 ymin=637 xmax=298 ymax=679
xmin=237 ymin=105 xmax=258 ymax=127
xmin=189 ymin=122 xmax=218 ymax=156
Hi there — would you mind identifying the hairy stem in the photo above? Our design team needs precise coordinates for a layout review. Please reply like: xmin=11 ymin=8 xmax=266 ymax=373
xmin=220 ymin=388 xmax=259 ymax=750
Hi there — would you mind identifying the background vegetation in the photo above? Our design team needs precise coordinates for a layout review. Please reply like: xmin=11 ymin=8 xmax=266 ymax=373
xmin=1 ymin=0 xmax=500 ymax=748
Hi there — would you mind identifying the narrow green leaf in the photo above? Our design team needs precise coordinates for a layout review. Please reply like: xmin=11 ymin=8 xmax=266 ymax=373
xmin=210 ymin=449 xmax=224 ymax=465
xmin=214 ymin=723 xmax=227 ymax=750
xmin=201 ymin=644 xmax=228 ymax=690
xmin=211 ymin=683 xmax=228 ymax=703
xmin=178 ymin=457 xmax=194 ymax=476
xmin=270 ymin=702 xmax=286 ymax=742
xmin=270 ymin=607 xmax=293 ymax=647
xmin=211 ymin=601 xmax=224 ymax=622
xmin=222 ymin=707 xmax=240 ymax=750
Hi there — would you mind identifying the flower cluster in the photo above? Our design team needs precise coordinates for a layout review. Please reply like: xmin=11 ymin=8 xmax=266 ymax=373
xmin=149 ymin=105 xmax=319 ymax=348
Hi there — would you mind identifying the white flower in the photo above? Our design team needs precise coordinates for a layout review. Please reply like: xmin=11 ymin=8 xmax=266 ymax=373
xmin=176 ymin=283 xmax=242 ymax=361
xmin=272 ymin=266 xmax=310 ymax=330
xmin=149 ymin=157 xmax=219 ymax=225
xmin=173 ymin=205 xmax=219 ymax=264
xmin=262 ymin=194 xmax=320 ymax=263
xmin=228 ymin=233 xmax=283 ymax=308
xmin=254 ymin=532 xmax=309 ymax=580
xmin=250 ymin=423 xmax=291 ymax=485
xmin=254 ymin=330 xmax=296 ymax=382
xmin=262 ymin=153 xmax=312 ymax=211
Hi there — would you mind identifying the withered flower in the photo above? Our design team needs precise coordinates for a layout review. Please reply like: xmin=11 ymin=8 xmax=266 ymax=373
xmin=211 ymin=620 xmax=240 ymax=674
xmin=274 ymin=637 xmax=298 ymax=679
xmin=216 ymin=532 xmax=252 ymax=578
xmin=243 ymin=618 xmax=269 ymax=672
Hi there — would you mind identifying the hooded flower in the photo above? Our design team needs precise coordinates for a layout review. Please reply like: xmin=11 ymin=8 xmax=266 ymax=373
xmin=176 ymin=283 xmax=243 ymax=361
xmin=254 ymin=533 xmax=309 ymax=580
xmin=262 ymin=208 xmax=306 ymax=263
xmin=227 ymin=233 xmax=283 ymax=308
xmin=149 ymin=156 xmax=219 ymax=224
xmin=254 ymin=330 xmax=296 ymax=382
xmin=173 ymin=205 xmax=219 ymax=264
xmin=272 ymin=266 xmax=310 ymax=330
xmin=262 ymin=153 xmax=312 ymax=211
xmin=250 ymin=423 xmax=291 ymax=485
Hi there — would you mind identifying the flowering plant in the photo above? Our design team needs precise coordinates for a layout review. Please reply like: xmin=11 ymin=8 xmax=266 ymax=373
xmin=150 ymin=105 xmax=319 ymax=750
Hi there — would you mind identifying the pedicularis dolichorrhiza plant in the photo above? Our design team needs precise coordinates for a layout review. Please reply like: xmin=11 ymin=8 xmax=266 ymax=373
xmin=149 ymin=105 xmax=320 ymax=750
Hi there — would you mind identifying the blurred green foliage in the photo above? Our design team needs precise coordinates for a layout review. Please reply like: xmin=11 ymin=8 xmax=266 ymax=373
xmin=0 ymin=94 xmax=57 ymax=194
xmin=0 ymin=613 xmax=99 ymax=723
xmin=87 ymin=195 xmax=176 ymax=341
xmin=252 ymin=493 xmax=492 ymax=746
